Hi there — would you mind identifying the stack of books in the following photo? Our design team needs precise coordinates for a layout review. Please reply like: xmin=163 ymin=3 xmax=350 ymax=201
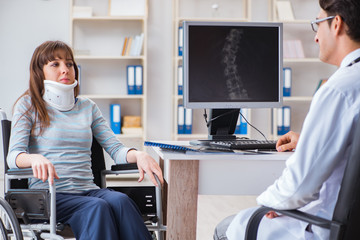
xmin=121 ymin=33 xmax=144 ymax=56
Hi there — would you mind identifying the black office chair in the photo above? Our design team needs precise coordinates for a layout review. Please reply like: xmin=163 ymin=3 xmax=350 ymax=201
xmin=0 ymin=109 xmax=165 ymax=239
xmin=245 ymin=118 xmax=360 ymax=239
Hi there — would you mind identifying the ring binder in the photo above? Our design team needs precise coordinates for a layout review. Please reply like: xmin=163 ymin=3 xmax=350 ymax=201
xmin=144 ymin=141 xmax=197 ymax=152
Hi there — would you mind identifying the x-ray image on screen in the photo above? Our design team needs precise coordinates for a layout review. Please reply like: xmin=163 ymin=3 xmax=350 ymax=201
xmin=186 ymin=24 xmax=280 ymax=105
xmin=222 ymin=28 xmax=248 ymax=100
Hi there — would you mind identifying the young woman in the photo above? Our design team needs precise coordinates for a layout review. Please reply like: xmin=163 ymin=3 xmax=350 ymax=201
xmin=7 ymin=40 xmax=163 ymax=240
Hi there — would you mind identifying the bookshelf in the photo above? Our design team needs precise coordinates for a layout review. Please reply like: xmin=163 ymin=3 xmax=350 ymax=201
xmin=69 ymin=0 xmax=148 ymax=150
xmin=269 ymin=0 xmax=337 ymax=139
xmin=172 ymin=0 xmax=251 ymax=141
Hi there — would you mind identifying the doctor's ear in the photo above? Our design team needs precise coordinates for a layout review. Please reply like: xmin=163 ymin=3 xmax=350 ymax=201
xmin=332 ymin=15 xmax=346 ymax=35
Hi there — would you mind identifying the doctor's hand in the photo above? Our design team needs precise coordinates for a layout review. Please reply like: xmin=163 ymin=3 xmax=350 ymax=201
xmin=276 ymin=131 xmax=300 ymax=152
xmin=127 ymin=150 xmax=164 ymax=187
xmin=265 ymin=211 xmax=279 ymax=219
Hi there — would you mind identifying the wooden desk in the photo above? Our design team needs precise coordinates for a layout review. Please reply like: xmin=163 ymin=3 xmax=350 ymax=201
xmin=152 ymin=145 xmax=292 ymax=240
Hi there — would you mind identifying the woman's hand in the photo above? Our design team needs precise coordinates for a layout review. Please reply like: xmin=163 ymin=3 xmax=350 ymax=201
xmin=276 ymin=131 xmax=300 ymax=152
xmin=16 ymin=153 xmax=59 ymax=185
xmin=127 ymin=150 xmax=164 ymax=187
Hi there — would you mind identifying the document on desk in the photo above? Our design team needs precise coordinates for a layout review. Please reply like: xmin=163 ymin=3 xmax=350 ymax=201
xmin=144 ymin=141 xmax=273 ymax=155
xmin=185 ymin=148 xmax=275 ymax=155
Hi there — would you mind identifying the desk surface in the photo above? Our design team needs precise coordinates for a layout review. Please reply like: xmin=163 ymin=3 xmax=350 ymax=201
xmin=152 ymin=142 xmax=293 ymax=195
xmin=151 ymin=140 xmax=292 ymax=161
xmin=153 ymin=146 xmax=292 ymax=161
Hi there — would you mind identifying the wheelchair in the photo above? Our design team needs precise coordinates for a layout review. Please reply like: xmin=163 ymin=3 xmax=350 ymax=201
xmin=0 ymin=109 xmax=166 ymax=239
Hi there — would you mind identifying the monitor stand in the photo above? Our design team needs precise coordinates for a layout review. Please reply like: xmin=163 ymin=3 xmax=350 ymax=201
xmin=190 ymin=108 xmax=240 ymax=146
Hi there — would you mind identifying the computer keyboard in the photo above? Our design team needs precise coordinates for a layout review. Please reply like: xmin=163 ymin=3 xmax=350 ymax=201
xmin=209 ymin=139 xmax=277 ymax=150
xmin=191 ymin=139 xmax=278 ymax=150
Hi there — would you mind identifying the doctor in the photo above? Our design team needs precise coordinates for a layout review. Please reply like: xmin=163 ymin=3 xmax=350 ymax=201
xmin=214 ymin=0 xmax=360 ymax=239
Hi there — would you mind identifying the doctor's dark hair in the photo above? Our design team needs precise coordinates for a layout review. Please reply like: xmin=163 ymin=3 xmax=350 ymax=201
xmin=15 ymin=41 xmax=79 ymax=134
xmin=319 ymin=0 xmax=360 ymax=42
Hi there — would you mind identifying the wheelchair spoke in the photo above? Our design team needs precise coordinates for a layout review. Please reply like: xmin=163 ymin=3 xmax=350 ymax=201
xmin=0 ymin=218 xmax=8 ymax=240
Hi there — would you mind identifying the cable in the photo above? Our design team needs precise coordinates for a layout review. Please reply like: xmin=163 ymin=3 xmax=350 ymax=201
xmin=203 ymin=109 xmax=239 ymax=127
xmin=203 ymin=109 xmax=208 ymax=125
xmin=203 ymin=109 xmax=269 ymax=141
xmin=238 ymin=110 xmax=269 ymax=142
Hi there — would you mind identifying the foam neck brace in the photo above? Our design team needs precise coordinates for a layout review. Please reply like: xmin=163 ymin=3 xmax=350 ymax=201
xmin=43 ymin=80 xmax=77 ymax=111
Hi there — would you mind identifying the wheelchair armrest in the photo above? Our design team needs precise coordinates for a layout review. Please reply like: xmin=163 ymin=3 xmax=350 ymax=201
xmin=101 ymin=163 xmax=162 ymax=188
xmin=111 ymin=163 xmax=138 ymax=171
xmin=102 ymin=163 xmax=139 ymax=176
xmin=245 ymin=206 xmax=342 ymax=240
xmin=6 ymin=168 xmax=33 ymax=178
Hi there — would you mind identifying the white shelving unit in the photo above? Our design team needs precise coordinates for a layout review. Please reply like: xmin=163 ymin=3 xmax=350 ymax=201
xmin=269 ymin=0 xmax=337 ymax=139
xmin=69 ymin=0 xmax=148 ymax=150
xmin=172 ymin=0 xmax=251 ymax=141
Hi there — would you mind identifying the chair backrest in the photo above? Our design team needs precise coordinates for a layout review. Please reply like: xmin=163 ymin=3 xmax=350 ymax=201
xmin=331 ymin=117 xmax=360 ymax=238
xmin=1 ymin=114 xmax=28 ymax=189
xmin=1 ymin=118 xmax=11 ymax=172
xmin=90 ymin=136 xmax=106 ymax=188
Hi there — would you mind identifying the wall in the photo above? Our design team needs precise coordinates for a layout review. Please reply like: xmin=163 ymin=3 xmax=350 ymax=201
xmin=0 ymin=0 xmax=272 ymax=144
xmin=0 ymin=0 xmax=273 ymax=197
xmin=146 ymin=0 xmax=173 ymax=141
xmin=0 ymin=0 xmax=70 ymax=117
xmin=1 ymin=0 xmax=338 ymax=164
xmin=0 ymin=0 xmax=174 ymax=142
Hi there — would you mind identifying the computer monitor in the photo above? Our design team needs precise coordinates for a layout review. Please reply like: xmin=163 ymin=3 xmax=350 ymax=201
xmin=182 ymin=21 xmax=283 ymax=140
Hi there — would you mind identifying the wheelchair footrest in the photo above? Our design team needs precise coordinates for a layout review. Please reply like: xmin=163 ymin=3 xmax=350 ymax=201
xmin=5 ymin=189 xmax=50 ymax=220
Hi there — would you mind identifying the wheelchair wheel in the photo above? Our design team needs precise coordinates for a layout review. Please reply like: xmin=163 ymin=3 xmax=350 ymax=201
xmin=0 ymin=197 xmax=23 ymax=240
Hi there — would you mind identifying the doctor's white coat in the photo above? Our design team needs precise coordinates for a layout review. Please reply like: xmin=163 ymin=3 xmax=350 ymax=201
xmin=227 ymin=49 xmax=360 ymax=239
